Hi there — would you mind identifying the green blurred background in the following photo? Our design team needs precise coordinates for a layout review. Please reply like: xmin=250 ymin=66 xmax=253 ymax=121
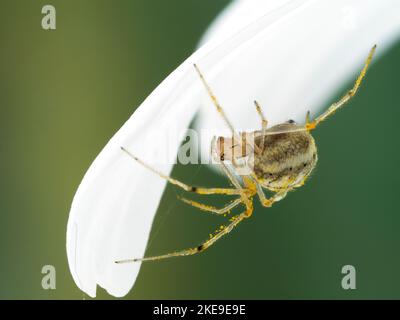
xmin=0 ymin=0 xmax=399 ymax=299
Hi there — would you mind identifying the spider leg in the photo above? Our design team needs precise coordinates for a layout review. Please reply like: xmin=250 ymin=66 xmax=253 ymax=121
xmin=254 ymin=179 xmax=290 ymax=207
xmin=116 ymin=204 xmax=253 ymax=263
xmin=219 ymin=160 xmax=256 ymax=210
xmin=194 ymin=64 xmax=237 ymax=138
xmin=260 ymin=45 xmax=377 ymax=137
xmin=116 ymin=166 xmax=255 ymax=263
xmin=307 ymin=45 xmax=377 ymax=130
xmin=194 ymin=64 xmax=256 ymax=164
xmin=254 ymin=100 xmax=268 ymax=154
xmin=177 ymin=159 xmax=252 ymax=215
xmin=121 ymin=147 xmax=242 ymax=195
xmin=219 ymin=160 xmax=242 ymax=190
xmin=179 ymin=196 xmax=242 ymax=215
xmin=254 ymin=100 xmax=268 ymax=129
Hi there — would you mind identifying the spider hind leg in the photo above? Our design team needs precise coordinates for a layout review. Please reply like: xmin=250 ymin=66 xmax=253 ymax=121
xmin=116 ymin=206 xmax=252 ymax=263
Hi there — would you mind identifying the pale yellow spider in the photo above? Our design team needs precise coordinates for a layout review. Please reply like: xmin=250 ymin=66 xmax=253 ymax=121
xmin=116 ymin=45 xmax=376 ymax=264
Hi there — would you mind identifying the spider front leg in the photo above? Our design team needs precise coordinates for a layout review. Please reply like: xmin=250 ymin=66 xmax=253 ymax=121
xmin=121 ymin=147 xmax=242 ymax=196
xmin=116 ymin=203 xmax=253 ymax=263
xmin=259 ymin=45 xmax=377 ymax=137
xmin=194 ymin=64 xmax=258 ymax=165
xmin=306 ymin=45 xmax=377 ymax=131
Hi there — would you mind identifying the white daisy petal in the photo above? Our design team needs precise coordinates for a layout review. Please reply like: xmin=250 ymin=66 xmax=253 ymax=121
xmin=67 ymin=0 xmax=400 ymax=297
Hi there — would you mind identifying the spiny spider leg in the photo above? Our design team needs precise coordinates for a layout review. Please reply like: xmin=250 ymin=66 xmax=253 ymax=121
xmin=193 ymin=64 xmax=237 ymax=140
xmin=259 ymin=45 xmax=377 ymax=136
xmin=178 ymin=157 xmax=252 ymax=217
xmin=117 ymin=147 xmax=256 ymax=263
xmin=194 ymin=64 xmax=256 ymax=165
xmin=306 ymin=44 xmax=377 ymax=130
xmin=178 ymin=197 xmax=242 ymax=215
xmin=116 ymin=205 xmax=253 ymax=263
xmin=219 ymin=160 xmax=254 ymax=208
xmin=121 ymin=147 xmax=241 ymax=196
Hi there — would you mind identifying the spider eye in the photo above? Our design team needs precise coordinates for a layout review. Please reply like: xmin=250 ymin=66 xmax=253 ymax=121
xmin=287 ymin=119 xmax=296 ymax=124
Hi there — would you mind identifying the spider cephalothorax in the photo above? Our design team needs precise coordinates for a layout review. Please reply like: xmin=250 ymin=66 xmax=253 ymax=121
xmin=116 ymin=45 xmax=376 ymax=264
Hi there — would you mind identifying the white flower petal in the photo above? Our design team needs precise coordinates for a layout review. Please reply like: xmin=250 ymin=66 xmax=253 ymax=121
xmin=67 ymin=0 xmax=400 ymax=297
xmin=66 ymin=1 xmax=290 ymax=297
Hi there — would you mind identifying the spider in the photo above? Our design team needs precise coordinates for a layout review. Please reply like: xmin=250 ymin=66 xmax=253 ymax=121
xmin=116 ymin=45 xmax=377 ymax=264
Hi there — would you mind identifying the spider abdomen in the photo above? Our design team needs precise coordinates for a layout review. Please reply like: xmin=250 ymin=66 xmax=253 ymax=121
xmin=253 ymin=123 xmax=318 ymax=191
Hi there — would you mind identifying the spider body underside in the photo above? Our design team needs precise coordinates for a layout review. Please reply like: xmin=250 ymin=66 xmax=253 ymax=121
xmin=116 ymin=45 xmax=376 ymax=264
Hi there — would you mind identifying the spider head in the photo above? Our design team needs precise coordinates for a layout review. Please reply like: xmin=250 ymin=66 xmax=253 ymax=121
xmin=211 ymin=133 xmax=253 ymax=163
